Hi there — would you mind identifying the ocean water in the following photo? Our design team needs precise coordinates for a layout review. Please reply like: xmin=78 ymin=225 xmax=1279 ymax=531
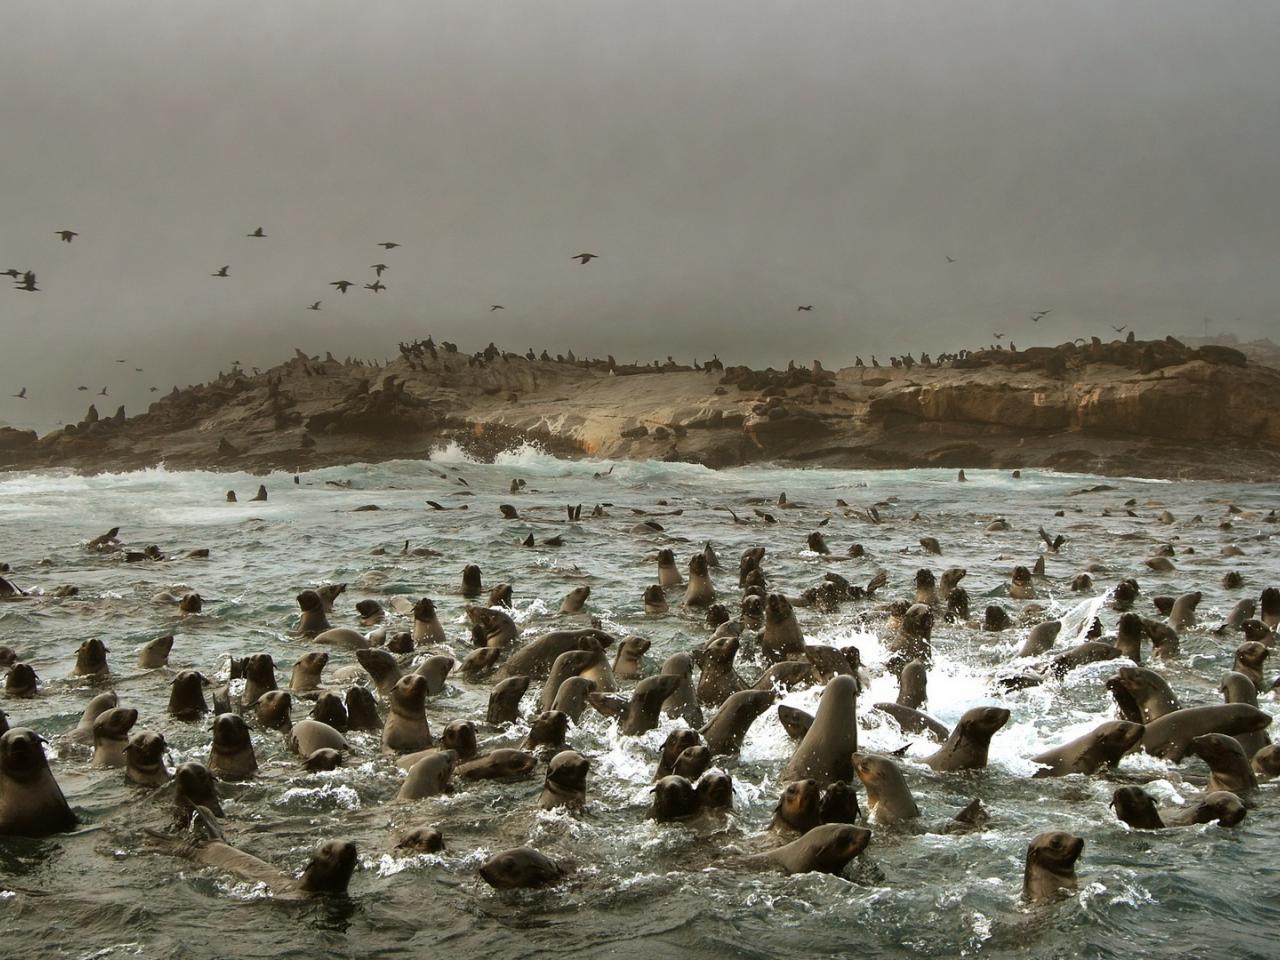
xmin=0 ymin=448 xmax=1277 ymax=960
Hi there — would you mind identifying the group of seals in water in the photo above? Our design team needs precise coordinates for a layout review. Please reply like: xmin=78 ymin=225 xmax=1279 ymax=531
xmin=0 ymin=482 xmax=1277 ymax=915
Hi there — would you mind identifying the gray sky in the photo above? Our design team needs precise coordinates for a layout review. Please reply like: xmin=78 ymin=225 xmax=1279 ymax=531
xmin=3 ymin=1 xmax=1278 ymax=431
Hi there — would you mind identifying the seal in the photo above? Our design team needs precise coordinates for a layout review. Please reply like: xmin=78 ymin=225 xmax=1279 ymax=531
xmin=1169 ymin=591 xmax=1202 ymax=630
xmin=254 ymin=690 xmax=293 ymax=731
xmin=1105 ymin=665 xmax=1179 ymax=724
xmin=560 ymin=586 xmax=591 ymax=614
xmin=914 ymin=568 xmax=937 ymax=606
xmin=396 ymin=750 xmax=456 ymax=800
xmin=819 ymin=781 xmax=860 ymax=825
xmin=1031 ymin=720 xmax=1144 ymax=777
xmin=460 ymin=564 xmax=483 ymax=597
xmin=1022 ymin=832 xmax=1083 ymax=902
xmin=479 ymin=847 xmax=567 ymax=889
xmin=872 ymin=702 xmax=950 ymax=741
xmin=0 ymin=728 xmax=77 ymax=837
xmin=382 ymin=675 xmax=432 ymax=754
xmin=771 ymin=778 xmax=821 ymax=833
xmin=173 ymin=761 xmax=223 ymax=822
xmin=296 ymin=590 xmax=331 ymax=636
xmin=456 ymin=748 xmax=537 ymax=781
xmin=396 ymin=825 xmax=445 ymax=853
xmin=288 ymin=718 xmax=350 ymax=756
xmin=73 ymin=637 xmax=110 ymax=678
xmin=1018 ymin=620 xmax=1061 ymax=658
xmin=458 ymin=646 xmax=501 ymax=679
xmin=593 ymin=674 xmax=682 ymax=735
xmin=656 ymin=729 xmax=703 ymax=779
xmin=1142 ymin=704 xmax=1272 ymax=761
xmin=1049 ymin=641 xmax=1122 ymax=679
xmin=345 ymin=685 xmax=381 ymax=731
xmin=70 ymin=690 xmax=120 ymax=743
xmin=891 ymin=604 xmax=933 ymax=665
xmin=412 ymin=597 xmax=447 ymax=645
xmin=643 ymin=585 xmax=669 ymax=615
xmin=540 ymin=750 xmax=589 ymax=810
xmin=304 ymin=748 xmax=343 ymax=772
xmin=1219 ymin=671 xmax=1271 ymax=757
xmin=700 ymin=689 xmax=775 ymax=755
xmin=91 ymin=706 xmax=139 ymax=767
xmin=542 ymin=646 xmax=603 ymax=712
xmin=240 ymin=653 xmax=277 ymax=707
xmin=1109 ymin=785 xmax=1166 ymax=829
xmin=648 ymin=775 xmax=700 ymax=822
xmin=923 ymin=706 xmax=1010 ymax=771
xmin=898 ymin=660 xmax=928 ymax=710
xmin=310 ymin=690 xmax=348 ymax=730
xmin=683 ymin=554 xmax=715 ymax=607
xmin=316 ymin=582 xmax=347 ymax=612
xmin=696 ymin=771 xmax=733 ymax=816
xmin=782 ymin=675 xmax=858 ymax=783
xmin=657 ymin=548 xmax=683 ymax=588
xmin=523 ymin=710 xmax=570 ymax=753
xmin=137 ymin=635 xmax=174 ymax=669
xmin=440 ymin=720 xmax=478 ymax=761
xmin=355 ymin=648 xmax=401 ymax=695
xmin=488 ymin=583 xmax=513 ymax=608
xmin=1113 ymin=613 xmax=1144 ymax=661
xmin=208 ymin=713 xmax=258 ymax=780
xmin=659 ymin=652 xmax=704 ymax=727
xmin=551 ymin=675 xmax=596 ymax=722
xmin=5 ymin=663 xmax=38 ymax=698
xmin=1262 ymin=586 xmax=1280 ymax=628
xmin=487 ymin=675 xmax=530 ymax=725
xmin=1187 ymin=733 xmax=1258 ymax=801
xmin=696 ymin=636 xmax=745 ymax=706
xmin=414 ymin=655 xmax=454 ymax=695
xmin=313 ymin=627 xmax=372 ymax=650
xmin=1232 ymin=641 xmax=1269 ymax=688
xmin=777 ymin=704 xmax=814 ymax=741
xmin=290 ymin=651 xmax=329 ymax=693
xmin=1009 ymin=566 xmax=1036 ymax=600
xmin=496 ymin=629 xmax=617 ymax=680
xmin=613 ymin=636 xmax=650 ymax=680
xmin=753 ymin=661 xmax=818 ymax=692
xmin=1162 ymin=791 xmax=1247 ymax=827
xmin=124 ymin=731 xmax=171 ymax=786
xmin=853 ymin=752 xmax=920 ymax=825
xmin=742 ymin=823 xmax=871 ymax=876
xmin=674 ymin=745 xmax=712 ymax=780
xmin=761 ymin=594 xmax=805 ymax=663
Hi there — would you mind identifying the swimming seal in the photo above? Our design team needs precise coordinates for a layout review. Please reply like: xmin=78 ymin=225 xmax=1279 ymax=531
xmin=1169 ymin=591 xmax=1202 ymax=630
xmin=414 ymin=655 xmax=454 ymax=695
xmin=345 ymin=686 xmax=381 ymax=731
xmin=1022 ymin=832 xmax=1083 ymax=902
xmin=296 ymin=590 xmax=331 ymax=636
xmin=382 ymin=675 xmax=432 ymax=754
xmin=872 ymin=702 xmax=950 ymax=741
xmin=396 ymin=751 xmax=456 ymax=800
xmin=772 ymin=779 xmax=822 ymax=833
xmin=137 ymin=635 xmax=174 ymax=669
xmin=173 ymin=761 xmax=222 ymax=821
xmin=613 ymin=636 xmax=650 ymax=680
xmin=523 ymin=710 xmax=570 ymax=753
xmin=240 ymin=653 xmax=277 ymax=707
xmin=496 ymin=629 xmax=617 ymax=681
xmin=551 ymin=675 xmax=596 ymax=723
xmin=0 ymin=728 xmax=77 ymax=836
xmin=1141 ymin=704 xmax=1272 ymax=761
xmin=254 ymin=690 xmax=293 ymax=730
xmin=923 ymin=706 xmax=1010 ymax=771
xmin=782 ymin=675 xmax=858 ymax=783
xmin=1018 ymin=620 xmax=1061 ymax=658
xmin=593 ymin=674 xmax=682 ymax=735
xmin=290 ymin=651 xmax=329 ymax=692
xmin=560 ymin=585 xmax=590 ymax=614
xmin=1219 ymin=671 xmax=1271 ymax=757
xmin=696 ymin=636 xmax=745 ymax=706
xmin=456 ymin=748 xmax=537 ymax=781
xmin=412 ymin=598 xmax=447 ymax=645
xmin=208 ymin=713 xmax=257 ymax=780
xmin=657 ymin=549 xmax=683 ymax=588
xmin=743 ymin=823 xmax=871 ymax=876
xmin=71 ymin=690 xmax=120 ymax=743
xmin=487 ymin=675 xmax=530 ymax=724
xmin=761 ymin=594 xmax=805 ymax=663
xmin=288 ymin=718 xmax=350 ymax=757
xmin=1162 ymin=791 xmax=1247 ymax=827
xmin=1030 ymin=720 xmax=1144 ymax=777
xmin=683 ymin=554 xmax=715 ymax=607
xmin=396 ymin=825 xmax=445 ymax=853
xmin=310 ymin=691 xmax=349 ymax=730
xmin=540 ymin=750 xmax=589 ymax=809
xmin=355 ymin=648 xmax=401 ymax=695
xmin=1105 ymin=665 xmax=1179 ymax=724
xmin=643 ymin=585 xmax=669 ymax=615
xmin=854 ymin=752 xmax=920 ymax=825
xmin=700 ymin=689 xmax=774 ymax=755
xmin=897 ymin=660 xmax=928 ymax=710
xmin=460 ymin=564 xmax=483 ymax=597
xmin=649 ymin=775 xmax=701 ymax=822
xmin=124 ymin=731 xmax=170 ymax=785
xmin=91 ymin=706 xmax=138 ymax=767
xmin=479 ymin=847 xmax=567 ymax=889
xmin=73 ymin=638 xmax=110 ymax=678
xmin=1187 ymin=733 xmax=1258 ymax=801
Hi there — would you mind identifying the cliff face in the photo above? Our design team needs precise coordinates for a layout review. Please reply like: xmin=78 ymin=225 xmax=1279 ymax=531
xmin=2 ymin=338 xmax=1278 ymax=480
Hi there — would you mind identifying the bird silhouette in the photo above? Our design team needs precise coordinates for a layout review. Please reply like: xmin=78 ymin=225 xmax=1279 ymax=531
xmin=135 ymin=367 xmax=143 ymax=372
xmin=370 ymin=263 xmax=388 ymax=276
xmin=993 ymin=333 xmax=1005 ymax=339
xmin=98 ymin=387 xmax=108 ymax=396
xmin=12 ymin=387 xmax=26 ymax=399
xmin=1112 ymin=325 xmax=1127 ymax=333
xmin=149 ymin=386 xmax=159 ymax=392
xmin=116 ymin=359 xmax=126 ymax=364
xmin=247 ymin=227 xmax=266 ymax=238
xmin=212 ymin=266 xmax=230 ymax=277
xmin=377 ymin=242 xmax=400 ymax=249
xmin=490 ymin=305 xmax=505 ymax=311
xmin=2 ymin=268 xmax=20 ymax=278
xmin=330 ymin=280 xmax=354 ymax=293
xmin=15 ymin=271 xmax=37 ymax=291
xmin=1031 ymin=310 xmax=1052 ymax=322
xmin=56 ymin=230 xmax=78 ymax=243
xmin=571 ymin=253 xmax=598 ymax=264
xmin=77 ymin=385 xmax=88 ymax=391
xmin=797 ymin=305 xmax=814 ymax=311
xmin=945 ymin=255 xmax=956 ymax=263
xmin=364 ymin=281 xmax=386 ymax=293
xmin=308 ymin=301 xmax=321 ymax=311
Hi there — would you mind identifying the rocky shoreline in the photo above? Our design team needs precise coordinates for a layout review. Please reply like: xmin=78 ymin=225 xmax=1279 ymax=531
xmin=2 ymin=336 xmax=1278 ymax=480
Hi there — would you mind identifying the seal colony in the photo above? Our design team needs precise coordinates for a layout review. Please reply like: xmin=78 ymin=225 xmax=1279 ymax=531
xmin=0 ymin=459 xmax=1278 ymax=955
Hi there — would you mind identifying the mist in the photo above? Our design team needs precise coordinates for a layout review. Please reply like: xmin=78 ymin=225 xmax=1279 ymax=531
xmin=3 ymin=0 xmax=1278 ymax=431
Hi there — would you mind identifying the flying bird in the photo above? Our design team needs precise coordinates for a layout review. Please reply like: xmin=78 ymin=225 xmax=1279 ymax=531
xmin=212 ymin=266 xmax=230 ymax=277
xmin=98 ymin=387 xmax=108 ymax=396
xmin=2 ymin=268 xmax=20 ymax=278
xmin=247 ymin=227 xmax=266 ymax=238
xmin=945 ymin=256 xmax=956 ymax=263
xmin=135 ymin=367 xmax=143 ymax=372
xmin=1112 ymin=325 xmax=1127 ymax=333
xmin=377 ymin=242 xmax=400 ymax=249
xmin=330 ymin=280 xmax=354 ymax=293
xmin=116 ymin=359 xmax=126 ymax=364
xmin=149 ymin=386 xmax=159 ymax=392
xmin=15 ymin=271 xmax=37 ymax=291
xmin=370 ymin=263 xmax=388 ymax=276
xmin=56 ymin=230 xmax=78 ymax=243
xmin=77 ymin=386 xmax=88 ymax=391
xmin=797 ymin=305 xmax=814 ymax=312
xmin=571 ymin=253 xmax=598 ymax=264
xmin=1031 ymin=310 xmax=1052 ymax=322
xmin=11 ymin=388 xmax=26 ymax=399
xmin=308 ymin=301 xmax=321 ymax=311
xmin=365 ymin=280 xmax=386 ymax=292
xmin=993 ymin=333 xmax=1005 ymax=339
xmin=489 ymin=305 xmax=506 ymax=312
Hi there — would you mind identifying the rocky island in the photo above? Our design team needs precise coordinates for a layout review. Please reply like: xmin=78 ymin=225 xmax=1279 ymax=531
xmin=2 ymin=335 xmax=1277 ymax=479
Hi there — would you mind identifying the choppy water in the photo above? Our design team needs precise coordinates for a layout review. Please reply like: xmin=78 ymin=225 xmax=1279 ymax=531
xmin=0 ymin=448 xmax=1277 ymax=960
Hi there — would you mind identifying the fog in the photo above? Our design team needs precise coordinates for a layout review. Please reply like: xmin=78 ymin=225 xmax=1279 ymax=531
xmin=3 ymin=1 xmax=1278 ymax=430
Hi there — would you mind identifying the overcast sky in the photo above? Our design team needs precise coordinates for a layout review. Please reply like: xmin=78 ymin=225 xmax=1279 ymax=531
xmin=3 ymin=1 xmax=1278 ymax=430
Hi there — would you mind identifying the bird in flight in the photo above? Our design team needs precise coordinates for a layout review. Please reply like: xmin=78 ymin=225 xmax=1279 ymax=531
xmin=15 ymin=271 xmax=37 ymax=291
xmin=377 ymin=242 xmax=400 ymax=250
xmin=56 ymin=230 xmax=78 ymax=243
xmin=77 ymin=385 xmax=88 ymax=391
xmin=370 ymin=263 xmax=388 ymax=276
xmin=490 ymin=305 xmax=505 ymax=311
xmin=365 ymin=280 xmax=386 ymax=292
xmin=149 ymin=386 xmax=159 ymax=392
xmin=945 ymin=256 xmax=956 ymax=263
xmin=1112 ymin=324 xmax=1127 ymax=333
xmin=330 ymin=280 xmax=354 ymax=293
xmin=2 ymin=268 xmax=20 ymax=278
xmin=797 ymin=305 xmax=814 ymax=312
xmin=571 ymin=253 xmax=598 ymax=264
xmin=135 ymin=367 xmax=143 ymax=372
xmin=98 ymin=387 xmax=108 ymax=396
xmin=212 ymin=266 xmax=230 ymax=277
xmin=308 ymin=301 xmax=321 ymax=311
xmin=11 ymin=387 xmax=26 ymax=399
xmin=247 ymin=227 xmax=266 ymax=238
xmin=993 ymin=332 xmax=1005 ymax=339
xmin=116 ymin=359 xmax=126 ymax=364
xmin=1031 ymin=309 xmax=1052 ymax=322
